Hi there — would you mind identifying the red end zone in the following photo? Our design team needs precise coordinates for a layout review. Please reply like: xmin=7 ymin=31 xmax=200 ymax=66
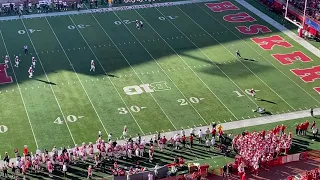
xmin=0 ymin=64 xmax=13 ymax=84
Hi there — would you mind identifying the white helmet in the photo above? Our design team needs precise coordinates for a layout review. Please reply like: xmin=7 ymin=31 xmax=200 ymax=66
xmin=16 ymin=56 xmax=18 ymax=58
xmin=91 ymin=60 xmax=94 ymax=62
xmin=32 ymin=57 xmax=35 ymax=59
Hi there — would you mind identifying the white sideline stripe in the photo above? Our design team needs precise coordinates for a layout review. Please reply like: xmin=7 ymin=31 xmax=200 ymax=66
xmin=0 ymin=31 xmax=39 ymax=148
xmin=20 ymin=18 xmax=77 ymax=145
xmin=111 ymin=11 xmax=178 ymax=130
xmin=232 ymin=0 xmax=320 ymax=104
xmin=154 ymin=7 xmax=239 ymax=120
xmin=67 ymin=15 xmax=146 ymax=135
xmin=148 ymin=6 xmax=259 ymax=108
xmin=180 ymin=5 xmax=296 ymax=110
xmin=44 ymin=17 xmax=109 ymax=135
xmin=129 ymin=10 xmax=209 ymax=125
xmin=0 ymin=0 xmax=216 ymax=21
xmin=239 ymin=0 xmax=320 ymax=58
xmin=0 ymin=108 xmax=318 ymax=166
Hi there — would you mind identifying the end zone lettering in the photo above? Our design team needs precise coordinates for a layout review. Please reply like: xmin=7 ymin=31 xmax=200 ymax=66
xmin=123 ymin=81 xmax=170 ymax=96
xmin=0 ymin=64 xmax=13 ymax=84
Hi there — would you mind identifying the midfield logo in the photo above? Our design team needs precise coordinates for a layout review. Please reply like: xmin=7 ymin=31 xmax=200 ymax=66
xmin=123 ymin=81 xmax=171 ymax=95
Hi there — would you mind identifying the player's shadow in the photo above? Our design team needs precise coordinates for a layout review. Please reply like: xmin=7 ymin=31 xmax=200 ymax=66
xmin=258 ymin=98 xmax=277 ymax=104
xmin=242 ymin=58 xmax=257 ymax=62
xmin=107 ymin=74 xmax=119 ymax=78
xmin=34 ymin=78 xmax=57 ymax=85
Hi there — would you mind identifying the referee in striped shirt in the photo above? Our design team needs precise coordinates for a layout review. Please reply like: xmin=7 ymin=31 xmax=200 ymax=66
xmin=24 ymin=45 xmax=28 ymax=54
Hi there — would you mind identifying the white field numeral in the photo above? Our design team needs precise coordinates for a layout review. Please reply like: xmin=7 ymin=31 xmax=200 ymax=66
xmin=233 ymin=90 xmax=245 ymax=97
xmin=18 ymin=29 xmax=38 ymax=34
xmin=0 ymin=125 xmax=8 ymax=133
xmin=158 ymin=16 xmax=178 ymax=21
xmin=118 ymin=106 xmax=146 ymax=114
xmin=68 ymin=24 xmax=89 ymax=30
xmin=177 ymin=97 xmax=204 ymax=106
xmin=114 ymin=20 xmax=134 ymax=25
xmin=233 ymin=89 xmax=260 ymax=97
xmin=54 ymin=115 xmax=84 ymax=124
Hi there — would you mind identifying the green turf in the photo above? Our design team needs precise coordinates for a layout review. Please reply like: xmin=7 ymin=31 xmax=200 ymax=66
xmin=0 ymin=0 xmax=319 ymax=156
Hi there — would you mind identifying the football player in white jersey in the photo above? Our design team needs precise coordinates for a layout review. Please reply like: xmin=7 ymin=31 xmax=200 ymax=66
xmin=90 ymin=60 xmax=95 ymax=72
xmin=4 ymin=55 xmax=9 ymax=68
xmin=14 ymin=56 xmax=20 ymax=67
xmin=28 ymin=66 xmax=34 ymax=78
xmin=32 ymin=57 xmax=36 ymax=68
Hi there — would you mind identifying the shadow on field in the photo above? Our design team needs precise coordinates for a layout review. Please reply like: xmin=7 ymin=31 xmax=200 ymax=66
xmin=258 ymin=98 xmax=277 ymax=104
xmin=200 ymin=60 xmax=273 ymax=79
xmin=34 ymin=78 xmax=57 ymax=85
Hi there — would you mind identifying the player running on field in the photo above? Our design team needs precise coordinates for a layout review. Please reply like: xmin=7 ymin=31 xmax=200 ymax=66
xmin=28 ymin=66 xmax=34 ymax=78
xmin=32 ymin=57 xmax=36 ymax=68
xmin=4 ymin=55 xmax=9 ymax=68
xmin=236 ymin=50 xmax=242 ymax=59
xmin=90 ymin=60 xmax=95 ymax=72
xmin=14 ymin=56 xmax=20 ymax=67
xmin=250 ymin=88 xmax=258 ymax=100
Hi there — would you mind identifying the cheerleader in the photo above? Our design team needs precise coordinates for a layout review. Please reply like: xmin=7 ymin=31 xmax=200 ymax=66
xmin=123 ymin=125 xmax=127 ymax=139
xmin=135 ymin=145 xmax=140 ymax=158
xmin=81 ymin=142 xmax=87 ymax=161
xmin=128 ymin=143 xmax=132 ymax=159
xmin=73 ymin=144 xmax=80 ymax=163
xmin=87 ymin=165 xmax=93 ymax=179
xmin=47 ymin=161 xmax=53 ymax=177
xmin=88 ymin=142 xmax=94 ymax=159
xmin=139 ymin=140 xmax=145 ymax=157
xmin=94 ymin=154 xmax=100 ymax=168
xmin=120 ymin=143 xmax=126 ymax=158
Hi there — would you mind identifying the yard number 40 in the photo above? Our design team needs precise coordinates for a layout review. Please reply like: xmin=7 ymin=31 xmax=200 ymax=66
xmin=54 ymin=115 xmax=84 ymax=124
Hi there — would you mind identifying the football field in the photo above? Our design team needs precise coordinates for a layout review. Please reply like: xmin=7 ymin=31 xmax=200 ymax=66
xmin=0 ymin=0 xmax=319 ymax=154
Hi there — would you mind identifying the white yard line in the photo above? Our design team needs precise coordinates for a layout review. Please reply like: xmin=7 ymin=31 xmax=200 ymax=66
xmin=155 ymin=7 xmax=241 ymax=120
xmin=0 ymin=31 xmax=39 ymax=148
xmin=44 ymin=17 xmax=109 ymax=135
xmin=67 ymin=15 xmax=147 ymax=135
xmin=112 ymin=11 xmax=209 ymax=126
xmin=0 ymin=107 xmax=318 ymax=166
xmin=195 ymin=2 xmax=320 ymax=105
xmin=83 ymin=12 xmax=178 ymax=130
xmin=20 ymin=18 xmax=76 ymax=145
xmin=134 ymin=9 xmax=259 ymax=109
xmin=239 ymin=0 xmax=320 ymax=58
xmin=173 ymin=5 xmax=296 ymax=111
